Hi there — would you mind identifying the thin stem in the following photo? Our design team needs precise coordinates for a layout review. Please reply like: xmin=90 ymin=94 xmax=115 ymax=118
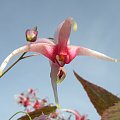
xmin=0 ymin=52 xmax=41 ymax=78
xmin=0 ymin=52 xmax=27 ymax=78
xmin=9 ymin=111 xmax=32 ymax=120
xmin=22 ymin=53 xmax=40 ymax=59
xmin=0 ymin=37 xmax=53 ymax=78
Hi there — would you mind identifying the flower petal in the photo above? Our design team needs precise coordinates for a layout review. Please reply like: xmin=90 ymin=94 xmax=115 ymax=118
xmin=50 ymin=63 xmax=60 ymax=106
xmin=0 ymin=45 xmax=29 ymax=72
xmin=77 ymin=46 xmax=119 ymax=62
xmin=0 ymin=38 xmax=55 ymax=74
xmin=54 ymin=17 xmax=74 ymax=46
xmin=36 ymin=38 xmax=55 ymax=45
xmin=66 ymin=45 xmax=80 ymax=64
xmin=29 ymin=41 xmax=55 ymax=61
xmin=62 ymin=109 xmax=86 ymax=120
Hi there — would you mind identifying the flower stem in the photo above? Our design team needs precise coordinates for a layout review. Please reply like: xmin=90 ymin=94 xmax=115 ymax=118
xmin=0 ymin=52 xmax=27 ymax=78
xmin=9 ymin=111 xmax=32 ymax=120
xmin=0 ymin=52 xmax=40 ymax=78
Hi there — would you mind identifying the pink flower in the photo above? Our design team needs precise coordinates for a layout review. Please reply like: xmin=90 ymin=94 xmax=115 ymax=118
xmin=27 ymin=88 xmax=37 ymax=99
xmin=33 ymin=100 xmax=42 ymax=109
xmin=16 ymin=94 xmax=30 ymax=107
xmin=0 ymin=17 xmax=119 ymax=106
xmin=62 ymin=109 xmax=87 ymax=120
xmin=15 ymin=88 xmax=48 ymax=111
xmin=32 ymin=99 xmax=47 ymax=109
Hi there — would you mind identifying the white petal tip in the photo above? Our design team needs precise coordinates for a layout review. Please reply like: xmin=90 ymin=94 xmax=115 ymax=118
xmin=0 ymin=69 xmax=2 ymax=77
xmin=115 ymin=59 xmax=120 ymax=62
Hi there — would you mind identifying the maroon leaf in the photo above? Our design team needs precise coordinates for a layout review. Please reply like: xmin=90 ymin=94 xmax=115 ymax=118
xmin=74 ymin=71 xmax=120 ymax=116
xmin=18 ymin=105 xmax=57 ymax=120
xmin=101 ymin=101 xmax=120 ymax=120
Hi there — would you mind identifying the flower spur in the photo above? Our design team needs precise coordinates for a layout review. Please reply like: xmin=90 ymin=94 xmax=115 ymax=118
xmin=0 ymin=17 xmax=120 ymax=107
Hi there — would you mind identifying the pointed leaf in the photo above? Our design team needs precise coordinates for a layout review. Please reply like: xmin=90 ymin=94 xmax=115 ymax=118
xmin=74 ymin=71 xmax=120 ymax=116
xmin=101 ymin=101 xmax=120 ymax=120
xmin=18 ymin=105 xmax=57 ymax=120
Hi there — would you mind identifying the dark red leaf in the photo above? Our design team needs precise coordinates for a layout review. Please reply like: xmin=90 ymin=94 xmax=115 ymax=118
xmin=18 ymin=105 xmax=57 ymax=120
xmin=101 ymin=101 xmax=120 ymax=120
xmin=74 ymin=71 xmax=120 ymax=116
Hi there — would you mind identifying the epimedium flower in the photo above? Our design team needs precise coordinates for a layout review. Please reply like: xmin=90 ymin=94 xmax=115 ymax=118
xmin=32 ymin=108 xmax=87 ymax=120
xmin=49 ymin=108 xmax=87 ymax=120
xmin=32 ymin=99 xmax=48 ymax=110
xmin=15 ymin=88 xmax=48 ymax=112
xmin=17 ymin=94 xmax=30 ymax=107
xmin=0 ymin=17 xmax=120 ymax=107
xmin=61 ymin=109 xmax=87 ymax=120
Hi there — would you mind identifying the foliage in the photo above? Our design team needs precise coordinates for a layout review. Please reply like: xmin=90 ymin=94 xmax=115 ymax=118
xmin=74 ymin=71 xmax=120 ymax=119
xmin=16 ymin=88 xmax=86 ymax=120
xmin=101 ymin=101 xmax=120 ymax=120
xmin=18 ymin=106 xmax=57 ymax=120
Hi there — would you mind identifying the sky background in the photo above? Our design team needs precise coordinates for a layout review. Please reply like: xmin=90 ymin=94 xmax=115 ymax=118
xmin=0 ymin=0 xmax=120 ymax=119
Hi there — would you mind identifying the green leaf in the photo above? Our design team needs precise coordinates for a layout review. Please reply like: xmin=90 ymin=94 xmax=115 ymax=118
xmin=18 ymin=105 xmax=57 ymax=120
xmin=101 ymin=101 xmax=120 ymax=120
xmin=74 ymin=71 xmax=120 ymax=116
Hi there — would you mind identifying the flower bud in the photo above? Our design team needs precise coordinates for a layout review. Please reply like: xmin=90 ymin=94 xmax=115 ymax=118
xmin=25 ymin=26 xmax=38 ymax=42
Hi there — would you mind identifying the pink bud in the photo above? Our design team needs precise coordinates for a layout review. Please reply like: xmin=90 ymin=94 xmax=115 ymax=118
xmin=25 ymin=26 xmax=38 ymax=42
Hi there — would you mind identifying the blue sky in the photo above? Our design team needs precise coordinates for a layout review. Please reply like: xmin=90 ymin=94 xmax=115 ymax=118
xmin=0 ymin=0 xmax=120 ymax=119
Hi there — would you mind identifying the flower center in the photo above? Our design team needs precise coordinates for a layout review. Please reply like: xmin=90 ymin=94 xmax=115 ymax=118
xmin=56 ymin=55 xmax=65 ymax=67
xmin=57 ymin=55 xmax=64 ymax=61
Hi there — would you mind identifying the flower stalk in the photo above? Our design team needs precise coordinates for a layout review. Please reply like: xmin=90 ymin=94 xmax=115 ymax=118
xmin=9 ymin=111 xmax=32 ymax=120
xmin=0 ymin=52 xmax=40 ymax=78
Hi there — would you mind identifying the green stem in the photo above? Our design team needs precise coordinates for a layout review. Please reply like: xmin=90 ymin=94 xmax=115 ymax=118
xmin=9 ymin=111 xmax=32 ymax=120
xmin=0 ymin=52 xmax=27 ymax=78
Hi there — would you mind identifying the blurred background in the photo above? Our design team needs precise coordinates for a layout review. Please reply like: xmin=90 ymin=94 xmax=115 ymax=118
xmin=0 ymin=0 xmax=120 ymax=119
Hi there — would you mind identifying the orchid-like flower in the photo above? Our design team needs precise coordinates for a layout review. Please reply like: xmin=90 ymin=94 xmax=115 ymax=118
xmin=0 ymin=17 xmax=120 ymax=107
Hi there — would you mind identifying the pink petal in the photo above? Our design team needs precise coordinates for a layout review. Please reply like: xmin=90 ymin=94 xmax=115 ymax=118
xmin=36 ymin=38 xmax=55 ymax=45
xmin=0 ymin=38 xmax=55 ymax=72
xmin=63 ymin=109 xmax=86 ymax=120
xmin=66 ymin=45 xmax=80 ymax=64
xmin=29 ymin=41 xmax=55 ymax=62
xmin=33 ymin=100 xmax=42 ymax=109
xmin=54 ymin=17 xmax=73 ymax=46
xmin=73 ymin=110 xmax=86 ymax=120
xmin=77 ymin=46 xmax=118 ymax=62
